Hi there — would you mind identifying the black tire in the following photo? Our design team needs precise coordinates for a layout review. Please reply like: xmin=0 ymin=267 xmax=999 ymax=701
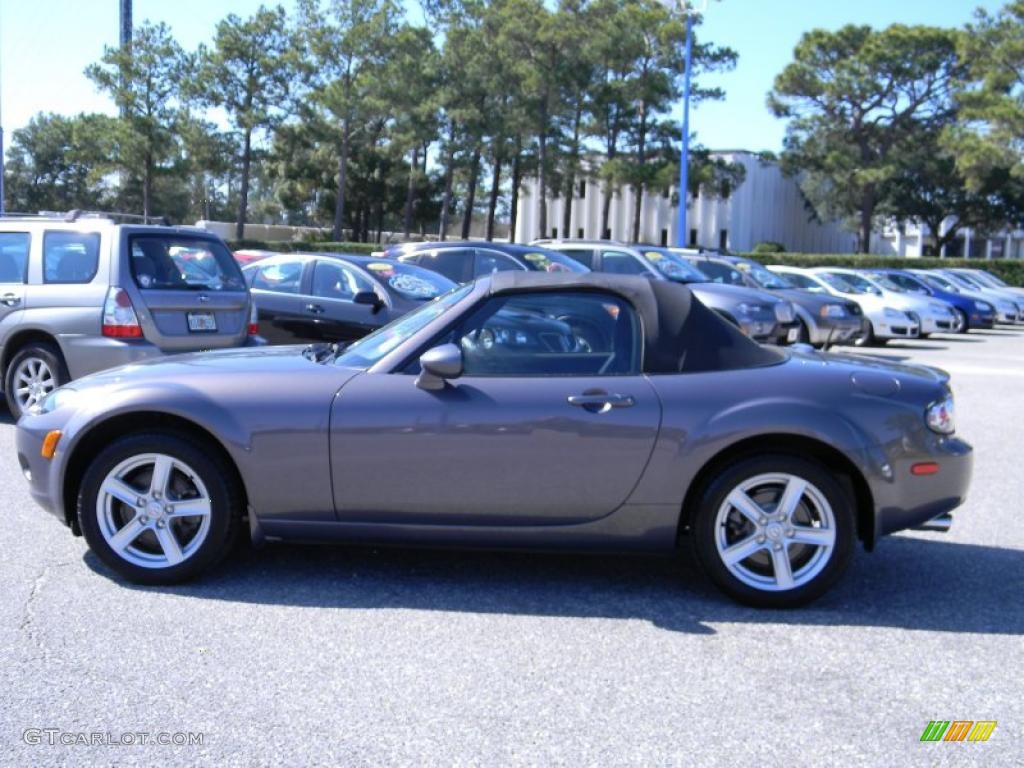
xmin=78 ymin=432 xmax=242 ymax=585
xmin=689 ymin=454 xmax=856 ymax=608
xmin=796 ymin=319 xmax=812 ymax=345
xmin=4 ymin=341 xmax=70 ymax=419
xmin=853 ymin=321 xmax=875 ymax=347
xmin=955 ymin=308 xmax=969 ymax=334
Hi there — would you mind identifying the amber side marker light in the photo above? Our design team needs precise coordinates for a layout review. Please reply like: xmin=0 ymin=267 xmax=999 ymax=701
xmin=911 ymin=462 xmax=940 ymax=476
xmin=41 ymin=431 xmax=63 ymax=460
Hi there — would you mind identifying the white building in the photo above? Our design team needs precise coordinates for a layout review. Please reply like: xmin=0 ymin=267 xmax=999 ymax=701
xmin=515 ymin=150 xmax=857 ymax=253
xmin=873 ymin=220 xmax=1024 ymax=260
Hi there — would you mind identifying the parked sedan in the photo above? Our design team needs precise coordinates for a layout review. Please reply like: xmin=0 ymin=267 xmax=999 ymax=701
xmin=957 ymin=267 xmax=1024 ymax=299
xmin=867 ymin=269 xmax=992 ymax=332
xmin=385 ymin=241 xmax=588 ymax=281
xmin=682 ymin=255 xmax=865 ymax=347
xmin=19 ymin=273 xmax=972 ymax=608
xmin=935 ymin=269 xmax=1024 ymax=323
xmin=768 ymin=266 xmax=920 ymax=345
xmin=909 ymin=270 xmax=1021 ymax=326
xmin=537 ymin=240 xmax=795 ymax=344
xmin=243 ymin=253 xmax=456 ymax=344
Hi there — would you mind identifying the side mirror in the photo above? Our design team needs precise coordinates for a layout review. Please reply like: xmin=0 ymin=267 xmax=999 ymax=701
xmin=416 ymin=343 xmax=463 ymax=391
xmin=354 ymin=291 xmax=384 ymax=313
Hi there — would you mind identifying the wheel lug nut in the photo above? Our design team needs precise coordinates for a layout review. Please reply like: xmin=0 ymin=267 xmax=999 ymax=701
xmin=773 ymin=543 xmax=782 ymax=551
xmin=164 ymin=505 xmax=173 ymax=514
xmin=140 ymin=515 xmax=149 ymax=524
xmin=757 ymin=535 xmax=766 ymax=544
xmin=759 ymin=517 xmax=767 ymax=525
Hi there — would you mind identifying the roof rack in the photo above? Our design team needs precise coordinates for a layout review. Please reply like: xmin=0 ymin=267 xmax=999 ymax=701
xmin=0 ymin=210 xmax=172 ymax=225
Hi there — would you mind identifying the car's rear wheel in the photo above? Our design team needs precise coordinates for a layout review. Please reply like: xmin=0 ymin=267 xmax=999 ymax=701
xmin=4 ymin=342 xmax=69 ymax=419
xmin=691 ymin=455 xmax=855 ymax=607
xmin=78 ymin=433 xmax=241 ymax=584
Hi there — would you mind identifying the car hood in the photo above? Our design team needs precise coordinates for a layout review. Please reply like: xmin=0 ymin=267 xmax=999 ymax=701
xmin=688 ymin=282 xmax=779 ymax=305
xmin=67 ymin=345 xmax=361 ymax=393
xmin=767 ymin=288 xmax=848 ymax=310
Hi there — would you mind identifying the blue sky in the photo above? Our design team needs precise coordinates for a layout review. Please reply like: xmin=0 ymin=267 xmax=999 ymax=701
xmin=0 ymin=0 xmax=1004 ymax=154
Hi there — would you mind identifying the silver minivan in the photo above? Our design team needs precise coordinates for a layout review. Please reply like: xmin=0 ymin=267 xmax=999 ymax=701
xmin=0 ymin=213 xmax=258 ymax=417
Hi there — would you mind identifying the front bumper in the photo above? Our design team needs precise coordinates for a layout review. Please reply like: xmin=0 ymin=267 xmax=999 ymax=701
xmin=16 ymin=412 xmax=68 ymax=523
xmin=874 ymin=320 xmax=920 ymax=340
xmin=809 ymin=315 xmax=863 ymax=345
xmin=871 ymin=435 xmax=973 ymax=541
xmin=919 ymin=314 xmax=958 ymax=334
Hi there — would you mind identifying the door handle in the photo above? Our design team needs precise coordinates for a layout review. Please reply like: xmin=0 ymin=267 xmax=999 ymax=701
xmin=567 ymin=392 xmax=635 ymax=412
xmin=0 ymin=293 xmax=21 ymax=307
xmin=305 ymin=303 xmax=325 ymax=314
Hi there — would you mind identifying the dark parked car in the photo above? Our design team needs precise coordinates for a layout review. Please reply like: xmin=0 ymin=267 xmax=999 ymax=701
xmin=867 ymin=269 xmax=993 ymax=332
xmin=242 ymin=253 xmax=455 ymax=344
xmin=534 ymin=240 xmax=797 ymax=344
xmin=685 ymin=254 xmax=865 ymax=347
xmin=384 ymin=241 xmax=588 ymax=282
xmin=20 ymin=273 xmax=972 ymax=607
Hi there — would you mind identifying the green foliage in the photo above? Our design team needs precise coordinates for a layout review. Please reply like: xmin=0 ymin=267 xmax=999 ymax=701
xmin=769 ymin=24 xmax=962 ymax=252
xmin=743 ymin=252 xmax=1024 ymax=287
xmin=752 ymin=241 xmax=786 ymax=254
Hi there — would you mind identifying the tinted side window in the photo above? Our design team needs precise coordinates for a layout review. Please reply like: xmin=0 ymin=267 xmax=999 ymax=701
xmin=0 ymin=233 xmax=30 ymax=283
xmin=786 ymin=273 xmax=821 ymax=292
xmin=252 ymin=260 xmax=305 ymax=294
xmin=455 ymin=291 xmax=640 ymax=377
xmin=312 ymin=260 xmax=374 ymax=299
xmin=601 ymin=250 xmax=648 ymax=276
xmin=43 ymin=231 xmax=100 ymax=284
xmin=473 ymin=249 xmax=522 ymax=277
xmin=414 ymin=249 xmax=474 ymax=283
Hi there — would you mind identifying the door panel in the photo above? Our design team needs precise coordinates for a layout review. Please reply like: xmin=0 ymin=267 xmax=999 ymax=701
xmin=330 ymin=372 xmax=661 ymax=525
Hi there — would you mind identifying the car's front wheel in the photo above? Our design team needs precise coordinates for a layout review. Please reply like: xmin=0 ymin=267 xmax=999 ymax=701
xmin=691 ymin=455 xmax=855 ymax=607
xmin=78 ymin=433 xmax=241 ymax=585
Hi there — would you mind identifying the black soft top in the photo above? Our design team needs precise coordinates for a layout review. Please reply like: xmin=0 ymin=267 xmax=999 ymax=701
xmin=486 ymin=272 xmax=785 ymax=374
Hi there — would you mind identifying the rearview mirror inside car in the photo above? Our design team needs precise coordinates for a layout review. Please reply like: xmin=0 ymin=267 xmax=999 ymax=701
xmin=416 ymin=343 xmax=463 ymax=391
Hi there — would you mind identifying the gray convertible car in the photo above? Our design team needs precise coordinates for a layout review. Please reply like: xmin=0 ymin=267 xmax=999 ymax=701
xmin=17 ymin=273 xmax=972 ymax=607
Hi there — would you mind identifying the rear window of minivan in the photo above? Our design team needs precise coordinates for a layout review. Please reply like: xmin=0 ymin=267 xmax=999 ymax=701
xmin=129 ymin=235 xmax=246 ymax=291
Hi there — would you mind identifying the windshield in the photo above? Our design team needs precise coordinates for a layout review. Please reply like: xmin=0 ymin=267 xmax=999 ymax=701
xmin=734 ymin=261 xmax=793 ymax=289
xmin=130 ymin=235 xmax=246 ymax=291
xmin=639 ymin=248 xmax=707 ymax=282
xmin=361 ymin=261 xmax=456 ymax=300
xmin=976 ymin=270 xmax=1006 ymax=287
xmin=922 ymin=273 xmax=959 ymax=293
xmin=826 ymin=272 xmax=881 ymax=295
xmin=517 ymin=249 xmax=589 ymax=273
xmin=870 ymin=274 xmax=905 ymax=292
xmin=942 ymin=272 xmax=976 ymax=290
xmin=333 ymin=283 xmax=473 ymax=369
xmin=952 ymin=272 xmax=985 ymax=289
xmin=818 ymin=272 xmax=860 ymax=293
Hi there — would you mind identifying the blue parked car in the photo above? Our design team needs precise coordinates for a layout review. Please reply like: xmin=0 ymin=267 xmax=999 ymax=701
xmin=866 ymin=269 xmax=994 ymax=333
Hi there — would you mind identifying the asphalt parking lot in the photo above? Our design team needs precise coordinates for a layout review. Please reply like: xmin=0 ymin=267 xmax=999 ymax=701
xmin=1 ymin=329 xmax=1022 ymax=767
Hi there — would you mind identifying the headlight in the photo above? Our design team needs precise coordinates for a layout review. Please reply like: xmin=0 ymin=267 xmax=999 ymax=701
xmin=34 ymin=386 xmax=80 ymax=415
xmin=974 ymin=300 xmax=991 ymax=312
xmin=819 ymin=304 xmax=846 ymax=318
xmin=884 ymin=307 xmax=902 ymax=318
xmin=906 ymin=311 xmax=920 ymax=325
xmin=773 ymin=302 xmax=795 ymax=323
xmin=925 ymin=395 xmax=955 ymax=435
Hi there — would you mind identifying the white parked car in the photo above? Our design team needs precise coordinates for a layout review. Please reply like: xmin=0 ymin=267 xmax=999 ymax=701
xmin=767 ymin=266 xmax=920 ymax=345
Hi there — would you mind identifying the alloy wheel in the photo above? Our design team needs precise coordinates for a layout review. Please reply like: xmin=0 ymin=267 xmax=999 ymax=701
xmin=96 ymin=453 xmax=213 ymax=569
xmin=13 ymin=357 xmax=56 ymax=412
xmin=714 ymin=472 xmax=836 ymax=592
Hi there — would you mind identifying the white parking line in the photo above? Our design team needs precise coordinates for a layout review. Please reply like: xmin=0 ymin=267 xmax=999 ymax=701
xmin=941 ymin=365 xmax=1024 ymax=378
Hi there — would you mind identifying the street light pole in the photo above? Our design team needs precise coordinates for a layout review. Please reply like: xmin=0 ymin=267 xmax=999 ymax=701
xmin=676 ymin=11 xmax=693 ymax=248
xmin=0 ymin=2 xmax=6 ymax=215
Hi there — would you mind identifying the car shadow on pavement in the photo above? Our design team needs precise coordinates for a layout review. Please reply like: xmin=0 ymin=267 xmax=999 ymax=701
xmin=85 ymin=534 xmax=1024 ymax=636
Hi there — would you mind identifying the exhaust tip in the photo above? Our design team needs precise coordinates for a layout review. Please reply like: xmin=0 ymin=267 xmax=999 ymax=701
xmin=914 ymin=513 xmax=953 ymax=533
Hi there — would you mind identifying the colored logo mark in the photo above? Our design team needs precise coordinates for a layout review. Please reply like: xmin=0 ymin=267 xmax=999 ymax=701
xmin=920 ymin=720 xmax=997 ymax=742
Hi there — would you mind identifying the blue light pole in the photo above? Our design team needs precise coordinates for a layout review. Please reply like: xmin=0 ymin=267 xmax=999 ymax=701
xmin=676 ymin=11 xmax=693 ymax=247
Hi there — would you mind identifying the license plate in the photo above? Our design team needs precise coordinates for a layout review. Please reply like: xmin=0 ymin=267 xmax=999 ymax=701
xmin=187 ymin=312 xmax=217 ymax=332
xmin=787 ymin=327 xmax=800 ymax=342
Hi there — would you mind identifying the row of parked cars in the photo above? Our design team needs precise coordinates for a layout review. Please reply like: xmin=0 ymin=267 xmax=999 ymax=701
xmin=236 ymin=239 xmax=1024 ymax=355
xmin=0 ymin=211 xmax=1018 ymax=424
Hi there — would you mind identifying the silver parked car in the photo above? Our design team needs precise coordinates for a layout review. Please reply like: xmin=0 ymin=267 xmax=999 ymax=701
xmin=0 ymin=212 xmax=258 ymax=417
xmin=19 ymin=273 xmax=972 ymax=607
